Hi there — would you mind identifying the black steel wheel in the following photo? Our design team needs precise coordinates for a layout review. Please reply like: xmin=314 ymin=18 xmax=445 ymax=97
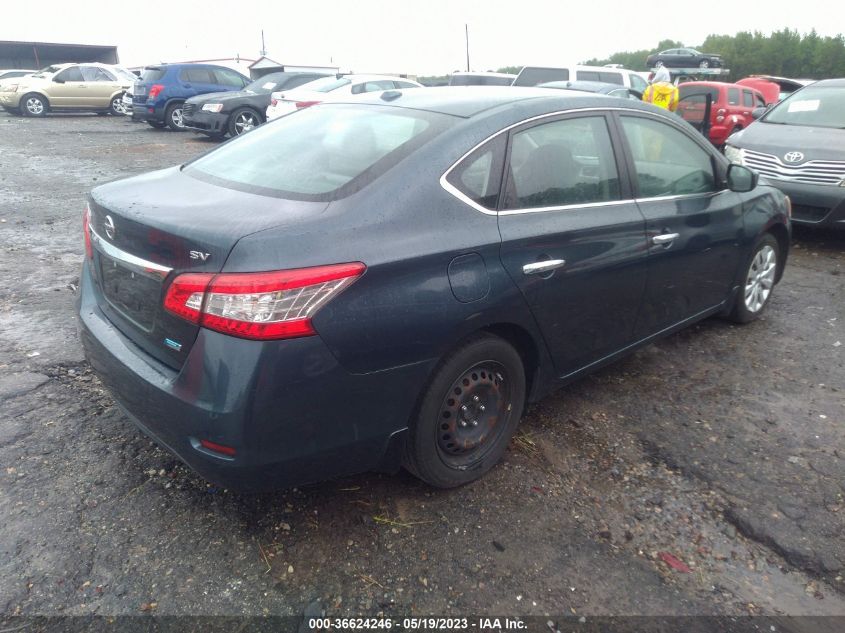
xmin=403 ymin=334 xmax=526 ymax=488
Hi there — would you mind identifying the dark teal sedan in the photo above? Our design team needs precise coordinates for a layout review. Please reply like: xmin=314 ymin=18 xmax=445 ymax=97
xmin=77 ymin=87 xmax=790 ymax=491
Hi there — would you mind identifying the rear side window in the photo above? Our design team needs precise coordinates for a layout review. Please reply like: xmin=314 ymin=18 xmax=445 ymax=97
xmin=727 ymin=88 xmax=740 ymax=105
xmin=630 ymin=74 xmax=648 ymax=92
xmin=513 ymin=67 xmax=569 ymax=86
xmin=620 ymin=116 xmax=715 ymax=198
xmin=80 ymin=66 xmax=115 ymax=82
xmin=446 ymin=135 xmax=506 ymax=210
xmin=141 ymin=67 xmax=165 ymax=82
xmin=55 ymin=66 xmax=84 ymax=82
xmin=576 ymin=71 xmax=600 ymax=82
xmin=504 ymin=116 xmax=621 ymax=210
xmin=214 ymin=68 xmax=247 ymax=87
xmin=186 ymin=104 xmax=455 ymax=200
xmin=394 ymin=80 xmax=421 ymax=89
xmin=599 ymin=72 xmax=623 ymax=85
xmin=180 ymin=68 xmax=214 ymax=83
xmin=351 ymin=80 xmax=396 ymax=94
xmin=300 ymin=76 xmax=352 ymax=93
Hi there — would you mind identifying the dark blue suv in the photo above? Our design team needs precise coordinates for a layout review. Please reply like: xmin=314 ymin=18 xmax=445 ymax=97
xmin=132 ymin=64 xmax=250 ymax=130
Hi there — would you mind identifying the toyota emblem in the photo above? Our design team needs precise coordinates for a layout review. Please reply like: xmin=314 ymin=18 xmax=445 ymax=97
xmin=104 ymin=215 xmax=115 ymax=240
xmin=783 ymin=151 xmax=804 ymax=163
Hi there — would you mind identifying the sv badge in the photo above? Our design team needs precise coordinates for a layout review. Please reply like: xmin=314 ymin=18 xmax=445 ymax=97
xmin=190 ymin=250 xmax=211 ymax=261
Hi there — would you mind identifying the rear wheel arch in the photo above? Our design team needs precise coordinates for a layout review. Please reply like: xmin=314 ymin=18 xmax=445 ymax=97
xmin=479 ymin=322 xmax=541 ymax=402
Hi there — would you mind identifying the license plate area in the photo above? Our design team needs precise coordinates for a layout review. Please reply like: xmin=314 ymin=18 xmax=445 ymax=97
xmin=98 ymin=254 xmax=161 ymax=332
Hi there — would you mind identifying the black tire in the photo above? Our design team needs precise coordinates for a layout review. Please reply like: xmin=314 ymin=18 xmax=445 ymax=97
xmin=164 ymin=101 xmax=186 ymax=131
xmin=227 ymin=107 xmax=262 ymax=137
xmin=402 ymin=334 xmax=526 ymax=488
xmin=109 ymin=94 xmax=125 ymax=116
xmin=699 ymin=60 xmax=710 ymax=69
xmin=728 ymin=233 xmax=780 ymax=324
xmin=21 ymin=93 xmax=48 ymax=117
xmin=146 ymin=120 xmax=166 ymax=129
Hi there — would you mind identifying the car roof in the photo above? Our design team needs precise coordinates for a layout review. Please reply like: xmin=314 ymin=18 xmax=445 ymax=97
xmin=540 ymin=80 xmax=626 ymax=93
xmin=338 ymin=85 xmax=640 ymax=118
xmin=809 ymin=78 xmax=845 ymax=88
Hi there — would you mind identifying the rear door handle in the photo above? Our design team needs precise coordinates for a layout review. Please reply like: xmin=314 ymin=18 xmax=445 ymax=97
xmin=522 ymin=259 xmax=566 ymax=275
xmin=652 ymin=233 xmax=680 ymax=246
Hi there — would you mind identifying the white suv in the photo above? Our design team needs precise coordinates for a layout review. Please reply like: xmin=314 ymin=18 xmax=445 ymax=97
xmin=513 ymin=65 xmax=648 ymax=94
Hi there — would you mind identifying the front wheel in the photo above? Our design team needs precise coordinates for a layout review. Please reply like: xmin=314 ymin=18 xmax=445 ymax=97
xmin=165 ymin=102 xmax=186 ymax=131
xmin=729 ymin=234 xmax=780 ymax=323
xmin=228 ymin=107 xmax=261 ymax=136
xmin=403 ymin=334 xmax=526 ymax=488
xmin=21 ymin=93 xmax=48 ymax=117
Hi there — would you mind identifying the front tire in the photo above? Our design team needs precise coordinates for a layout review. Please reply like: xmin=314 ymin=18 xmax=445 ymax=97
xmin=109 ymin=94 xmax=126 ymax=116
xmin=228 ymin=107 xmax=261 ymax=136
xmin=21 ymin=93 xmax=48 ymax=117
xmin=403 ymin=334 xmax=526 ymax=488
xmin=165 ymin=101 xmax=186 ymax=131
xmin=729 ymin=234 xmax=779 ymax=323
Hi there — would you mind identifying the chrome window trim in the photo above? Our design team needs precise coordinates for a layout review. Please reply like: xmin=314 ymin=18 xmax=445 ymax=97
xmin=89 ymin=226 xmax=173 ymax=279
xmin=440 ymin=106 xmax=717 ymax=216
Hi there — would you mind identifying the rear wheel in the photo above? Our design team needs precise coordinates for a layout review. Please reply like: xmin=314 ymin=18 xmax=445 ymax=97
xmin=403 ymin=334 xmax=526 ymax=488
xmin=165 ymin=101 xmax=185 ymax=131
xmin=109 ymin=94 xmax=126 ymax=115
xmin=21 ymin=93 xmax=47 ymax=117
xmin=228 ymin=107 xmax=261 ymax=136
xmin=729 ymin=234 xmax=779 ymax=323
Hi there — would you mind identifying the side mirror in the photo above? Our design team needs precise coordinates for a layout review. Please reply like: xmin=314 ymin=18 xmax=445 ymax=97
xmin=727 ymin=163 xmax=758 ymax=193
xmin=751 ymin=107 xmax=767 ymax=120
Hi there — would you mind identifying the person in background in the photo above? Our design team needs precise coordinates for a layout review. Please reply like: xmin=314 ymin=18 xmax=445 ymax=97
xmin=642 ymin=66 xmax=679 ymax=112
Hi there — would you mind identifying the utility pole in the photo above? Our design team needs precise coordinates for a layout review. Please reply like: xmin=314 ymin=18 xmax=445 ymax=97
xmin=260 ymin=30 xmax=267 ymax=57
xmin=465 ymin=24 xmax=470 ymax=72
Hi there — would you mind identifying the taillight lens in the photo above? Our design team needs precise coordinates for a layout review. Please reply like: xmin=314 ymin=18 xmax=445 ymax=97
xmin=148 ymin=84 xmax=164 ymax=99
xmin=163 ymin=263 xmax=365 ymax=340
xmin=295 ymin=100 xmax=320 ymax=109
xmin=83 ymin=204 xmax=93 ymax=260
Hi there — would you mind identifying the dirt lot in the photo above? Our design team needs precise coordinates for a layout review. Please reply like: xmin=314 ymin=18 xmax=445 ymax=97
xmin=0 ymin=112 xmax=844 ymax=623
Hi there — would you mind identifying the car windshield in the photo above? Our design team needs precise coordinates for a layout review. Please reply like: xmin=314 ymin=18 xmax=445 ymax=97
xmin=297 ymin=76 xmax=352 ymax=93
xmin=36 ymin=65 xmax=63 ymax=76
xmin=141 ymin=67 xmax=166 ymax=82
xmin=185 ymin=103 xmax=456 ymax=200
xmin=244 ymin=73 xmax=289 ymax=93
xmin=764 ymin=85 xmax=845 ymax=128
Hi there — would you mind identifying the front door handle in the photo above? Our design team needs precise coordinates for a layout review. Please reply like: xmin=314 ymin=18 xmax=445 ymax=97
xmin=652 ymin=233 xmax=679 ymax=246
xmin=523 ymin=259 xmax=566 ymax=275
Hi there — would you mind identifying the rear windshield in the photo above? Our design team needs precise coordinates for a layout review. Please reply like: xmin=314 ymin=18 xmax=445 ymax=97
xmin=185 ymin=104 xmax=456 ymax=200
xmin=513 ymin=67 xmax=569 ymax=86
xmin=141 ymin=67 xmax=166 ymax=82
xmin=298 ymin=76 xmax=352 ymax=93
xmin=764 ymin=85 xmax=845 ymax=128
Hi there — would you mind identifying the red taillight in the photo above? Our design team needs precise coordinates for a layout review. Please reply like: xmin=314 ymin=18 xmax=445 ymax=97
xmin=295 ymin=100 xmax=320 ymax=109
xmin=163 ymin=263 xmax=365 ymax=340
xmin=83 ymin=205 xmax=93 ymax=260
xmin=148 ymin=84 xmax=164 ymax=99
xmin=199 ymin=439 xmax=237 ymax=457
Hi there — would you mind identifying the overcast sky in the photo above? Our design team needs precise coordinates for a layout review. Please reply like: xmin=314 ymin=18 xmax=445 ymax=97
xmin=2 ymin=0 xmax=840 ymax=74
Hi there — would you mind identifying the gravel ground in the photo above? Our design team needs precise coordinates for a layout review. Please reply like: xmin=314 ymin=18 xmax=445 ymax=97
xmin=0 ymin=112 xmax=843 ymax=621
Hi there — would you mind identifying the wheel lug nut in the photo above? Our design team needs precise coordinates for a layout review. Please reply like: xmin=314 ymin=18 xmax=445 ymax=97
xmin=472 ymin=395 xmax=480 ymax=402
xmin=471 ymin=419 xmax=479 ymax=427
xmin=461 ymin=404 xmax=468 ymax=412
xmin=479 ymin=404 xmax=486 ymax=412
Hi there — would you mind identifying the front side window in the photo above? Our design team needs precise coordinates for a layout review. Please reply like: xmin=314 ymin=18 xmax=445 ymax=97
xmin=215 ymin=68 xmax=246 ymax=87
xmin=620 ymin=116 xmax=716 ymax=198
xmin=446 ymin=135 xmax=506 ymax=210
xmin=743 ymin=90 xmax=755 ymax=107
xmin=630 ymin=73 xmax=648 ymax=92
xmin=352 ymin=80 xmax=396 ymax=94
xmin=504 ymin=116 xmax=620 ymax=210
xmin=186 ymin=104 xmax=455 ymax=200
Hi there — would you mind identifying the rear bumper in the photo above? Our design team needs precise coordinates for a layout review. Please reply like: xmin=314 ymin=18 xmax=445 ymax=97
xmin=77 ymin=259 xmax=423 ymax=491
xmin=759 ymin=177 xmax=845 ymax=228
xmin=132 ymin=103 xmax=163 ymax=122
xmin=183 ymin=109 xmax=227 ymax=135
